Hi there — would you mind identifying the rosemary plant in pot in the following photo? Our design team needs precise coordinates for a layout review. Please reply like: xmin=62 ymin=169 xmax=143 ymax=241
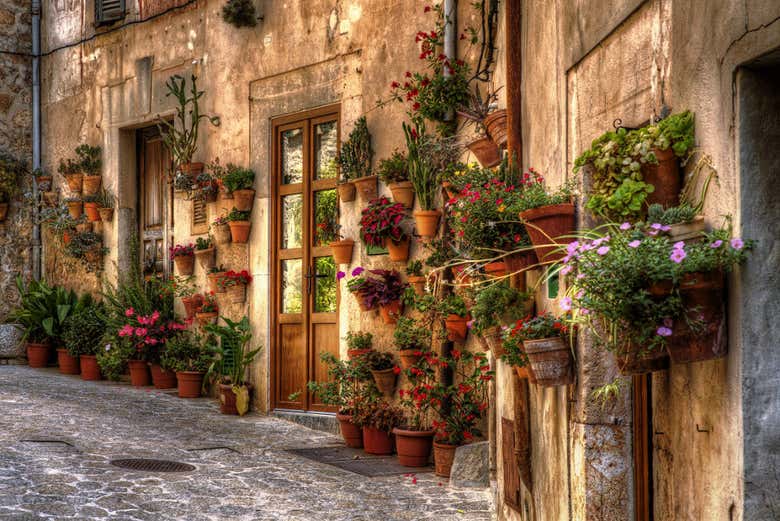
xmin=377 ymin=150 xmax=414 ymax=208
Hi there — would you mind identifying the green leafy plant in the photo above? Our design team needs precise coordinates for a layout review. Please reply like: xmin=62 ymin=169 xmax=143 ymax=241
xmin=0 ymin=152 xmax=26 ymax=204
xmin=63 ymin=303 xmax=106 ymax=357
xmin=345 ymin=331 xmax=373 ymax=351
xmin=646 ymin=203 xmax=697 ymax=226
xmin=75 ymin=145 xmax=102 ymax=177
xmin=470 ymin=282 xmax=530 ymax=335
xmin=393 ymin=316 xmax=431 ymax=352
xmin=195 ymin=236 xmax=213 ymax=250
xmin=338 ymin=116 xmax=372 ymax=182
xmin=353 ymin=401 xmax=404 ymax=433
xmin=222 ymin=165 xmax=255 ymax=192
xmin=97 ymin=340 xmax=134 ymax=381
xmin=436 ymin=293 xmax=468 ymax=318
xmin=404 ymin=123 xmax=459 ymax=210
xmin=376 ymin=151 xmax=408 ymax=184
xmin=65 ymin=232 xmax=107 ymax=264
xmin=97 ymin=188 xmax=115 ymax=208
xmin=306 ymin=352 xmax=376 ymax=414
xmin=203 ymin=316 xmax=261 ymax=387
xmin=365 ymin=350 xmax=394 ymax=371
xmin=221 ymin=0 xmax=258 ymax=28
xmin=161 ymin=330 xmax=214 ymax=373
xmin=227 ymin=208 xmax=250 ymax=221
xmin=406 ymin=259 xmax=423 ymax=277
xmin=586 ymin=178 xmax=654 ymax=221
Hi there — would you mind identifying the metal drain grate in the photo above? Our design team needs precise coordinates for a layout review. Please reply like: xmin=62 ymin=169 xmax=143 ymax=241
xmin=110 ymin=458 xmax=195 ymax=473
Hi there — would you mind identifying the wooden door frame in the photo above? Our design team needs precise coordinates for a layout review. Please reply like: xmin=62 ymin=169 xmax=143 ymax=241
xmin=270 ymin=104 xmax=341 ymax=412
xmin=633 ymin=374 xmax=653 ymax=521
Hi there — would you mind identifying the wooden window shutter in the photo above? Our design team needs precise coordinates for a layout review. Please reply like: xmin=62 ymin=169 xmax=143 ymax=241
xmin=192 ymin=198 xmax=208 ymax=235
xmin=502 ymin=417 xmax=522 ymax=512
xmin=96 ymin=0 xmax=125 ymax=25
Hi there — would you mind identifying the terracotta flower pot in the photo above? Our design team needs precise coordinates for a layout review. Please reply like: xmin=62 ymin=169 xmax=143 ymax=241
xmin=128 ymin=360 xmax=151 ymax=387
xmin=36 ymin=175 xmax=53 ymax=192
xmin=330 ymin=239 xmax=355 ymax=265
xmin=616 ymin=343 xmax=670 ymax=375
xmin=150 ymin=364 xmax=177 ymax=389
xmin=173 ymin=254 xmax=195 ymax=276
xmin=181 ymin=294 xmax=204 ymax=320
xmin=379 ymin=300 xmax=403 ymax=325
xmin=79 ymin=354 xmax=102 ymax=380
xmin=371 ymin=368 xmax=397 ymax=397
xmin=523 ymin=336 xmax=574 ymax=386
xmin=82 ymin=175 xmax=101 ymax=196
xmin=26 ymin=343 xmax=50 ymax=368
xmin=398 ymin=349 xmax=423 ymax=370
xmin=42 ymin=191 xmax=58 ymax=207
xmin=213 ymin=223 xmax=231 ymax=245
xmin=337 ymin=413 xmax=364 ymax=448
xmin=442 ymin=181 xmax=459 ymax=201
xmin=219 ymin=383 xmax=253 ymax=415
xmin=232 ymin=188 xmax=255 ymax=212
xmin=347 ymin=348 xmax=372 ymax=360
xmin=505 ymin=250 xmax=539 ymax=273
xmin=433 ymin=442 xmax=458 ymax=477
xmin=208 ymin=272 xmax=227 ymax=293
xmin=194 ymin=248 xmax=215 ymax=270
xmin=408 ymin=275 xmax=426 ymax=296
xmin=98 ymin=207 xmax=114 ymax=222
xmin=389 ymin=181 xmax=415 ymax=208
xmin=57 ymin=348 xmax=80 ymax=375
xmin=227 ymin=283 xmax=247 ymax=304
xmin=228 ymin=221 xmax=251 ymax=243
xmin=484 ymin=260 xmax=508 ymax=278
xmin=62 ymin=230 xmax=73 ymax=246
xmin=642 ymin=148 xmax=680 ymax=208
xmin=178 ymin=162 xmax=204 ymax=177
xmin=445 ymin=314 xmax=470 ymax=343
xmin=338 ymin=182 xmax=357 ymax=202
xmin=64 ymin=173 xmax=83 ymax=192
xmin=413 ymin=210 xmax=442 ymax=239
xmin=0 ymin=203 xmax=8 ymax=222
xmin=67 ymin=201 xmax=83 ymax=219
xmin=195 ymin=311 xmax=218 ymax=327
xmin=520 ymin=203 xmax=576 ymax=263
xmin=176 ymin=371 xmax=204 ymax=398
xmin=393 ymin=428 xmax=434 ymax=467
xmin=363 ymin=426 xmax=395 ymax=455
xmin=483 ymin=326 xmax=505 ymax=358
xmin=484 ymin=109 xmax=508 ymax=146
xmin=84 ymin=202 xmax=101 ymax=222
xmin=467 ymin=136 xmax=502 ymax=168
xmin=354 ymin=175 xmax=378 ymax=200
xmin=384 ymin=237 xmax=410 ymax=263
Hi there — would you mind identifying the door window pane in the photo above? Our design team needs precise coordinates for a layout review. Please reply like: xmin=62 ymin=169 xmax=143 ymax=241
xmin=314 ymin=256 xmax=337 ymax=313
xmin=313 ymin=189 xmax=338 ymax=246
xmin=281 ymin=259 xmax=303 ymax=314
xmin=281 ymin=128 xmax=304 ymax=184
xmin=281 ymin=194 xmax=303 ymax=249
xmin=314 ymin=121 xmax=338 ymax=180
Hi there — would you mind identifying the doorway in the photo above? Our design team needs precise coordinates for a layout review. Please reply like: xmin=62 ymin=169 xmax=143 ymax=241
xmin=136 ymin=126 xmax=172 ymax=278
xmin=271 ymin=105 xmax=341 ymax=412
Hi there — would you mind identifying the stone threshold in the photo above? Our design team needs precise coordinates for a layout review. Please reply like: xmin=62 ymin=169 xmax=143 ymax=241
xmin=272 ymin=409 xmax=339 ymax=436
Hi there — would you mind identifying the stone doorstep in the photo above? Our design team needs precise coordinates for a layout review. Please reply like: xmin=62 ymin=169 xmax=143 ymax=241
xmin=271 ymin=409 xmax=340 ymax=436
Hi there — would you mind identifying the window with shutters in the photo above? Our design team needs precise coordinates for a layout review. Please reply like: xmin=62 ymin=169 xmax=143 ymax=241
xmin=192 ymin=198 xmax=208 ymax=235
xmin=95 ymin=0 xmax=125 ymax=25
xmin=502 ymin=417 xmax=522 ymax=512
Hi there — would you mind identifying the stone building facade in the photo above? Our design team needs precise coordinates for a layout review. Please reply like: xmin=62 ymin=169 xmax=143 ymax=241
xmin=4 ymin=0 xmax=778 ymax=520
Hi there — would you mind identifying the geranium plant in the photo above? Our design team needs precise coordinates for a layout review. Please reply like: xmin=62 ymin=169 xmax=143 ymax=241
xmin=306 ymin=352 xmax=375 ymax=415
xmin=117 ymin=308 xmax=187 ymax=362
xmin=199 ymin=292 xmax=219 ymax=313
xmin=219 ymin=270 xmax=252 ymax=289
xmin=170 ymin=243 xmax=195 ymax=257
xmin=359 ymin=196 xmax=408 ymax=247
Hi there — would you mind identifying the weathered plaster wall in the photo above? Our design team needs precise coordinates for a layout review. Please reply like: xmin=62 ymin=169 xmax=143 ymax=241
xmin=0 ymin=0 xmax=33 ymax=318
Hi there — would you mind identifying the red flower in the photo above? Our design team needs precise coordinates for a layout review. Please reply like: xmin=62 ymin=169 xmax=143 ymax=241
xmin=393 ymin=366 xmax=401 ymax=375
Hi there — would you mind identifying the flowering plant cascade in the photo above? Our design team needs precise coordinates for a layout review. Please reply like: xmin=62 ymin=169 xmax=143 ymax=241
xmin=219 ymin=270 xmax=252 ymax=289
xmin=117 ymin=308 xmax=187 ymax=361
xmin=359 ymin=196 xmax=407 ymax=247
xmin=170 ymin=243 xmax=195 ymax=257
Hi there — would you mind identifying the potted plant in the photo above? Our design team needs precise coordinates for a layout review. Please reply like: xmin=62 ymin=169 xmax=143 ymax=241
xmin=58 ymin=156 xmax=82 ymax=192
xmin=220 ymin=269 xmax=252 ymax=304
xmin=377 ymin=151 xmax=414 ymax=208
xmin=374 ymin=269 xmax=408 ymax=324
xmin=226 ymin=208 xmax=251 ymax=243
xmin=195 ymin=170 xmax=219 ymax=202
xmin=65 ymin=231 xmax=107 ymax=269
xmin=511 ymin=313 xmax=574 ymax=387
xmin=123 ymin=308 xmax=183 ymax=390
xmin=499 ymin=322 xmax=535 ymax=381
xmin=194 ymin=236 xmax=215 ymax=270
xmin=161 ymin=330 xmax=213 ymax=398
xmin=344 ymin=267 xmax=376 ymax=311
xmin=33 ymin=167 xmax=52 ymax=192
xmin=97 ymin=188 xmax=115 ymax=222
xmin=354 ymin=401 xmax=404 ymax=456
xmin=338 ymin=116 xmax=375 ymax=200
xmin=212 ymin=215 xmax=232 ymax=244
xmin=471 ymin=282 xmax=531 ymax=355
xmin=170 ymin=243 xmax=195 ymax=275
xmin=438 ymin=294 xmax=470 ymax=343
xmin=222 ymin=165 xmax=256 ymax=211
xmin=64 ymin=197 xmax=83 ymax=219
xmin=360 ymin=197 xmax=410 ymax=262
xmin=330 ymin=230 xmax=355 ymax=265
xmin=172 ymin=276 xmax=201 ymax=319
xmin=63 ymin=302 xmax=106 ymax=381
xmin=156 ymin=74 xmax=219 ymax=179
xmin=406 ymin=260 xmax=427 ymax=296
xmin=204 ymin=316 xmax=262 ymax=415
xmin=77 ymin=145 xmax=102 ymax=196
xmin=208 ymin=265 xmax=228 ymax=294
xmin=82 ymin=194 xmax=101 ymax=222
xmin=394 ymin=352 xmax=436 ymax=467
xmin=393 ymin=316 xmax=431 ymax=369
xmin=365 ymin=350 xmax=398 ymax=397
xmin=458 ymin=85 xmax=502 ymax=167
xmin=345 ymin=330 xmax=373 ymax=360
xmin=195 ymin=292 xmax=219 ymax=326
xmin=646 ymin=203 xmax=705 ymax=242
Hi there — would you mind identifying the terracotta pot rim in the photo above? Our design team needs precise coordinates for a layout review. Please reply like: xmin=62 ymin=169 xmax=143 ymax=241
xmin=195 ymin=247 xmax=215 ymax=254
xmin=392 ymin=428 xmax=435 ymax=437
xmin=390 ymin=180 xmax=413 ymax=188
xmin=519 ymin=202 xmax=575 ymax=220
xmin=413 ymin=209 xmax=443 ymax=217
xmin=433 ymin=441 xmax=460 ymax=448
xmin=228 ymin=220 xmax=251 ymax=226
xmin=176 ymin=370 xmax=205 ymax=376
xmin=331 ymin=239 xmax=355 ymax=246
xmin=523 ymin=336 xmax=568 ymax=354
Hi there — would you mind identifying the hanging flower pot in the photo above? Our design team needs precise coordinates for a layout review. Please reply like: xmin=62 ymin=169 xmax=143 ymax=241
xmin=66 ymin=200 xmax=83 ymax=220
xmin=330 ymin=239 xmax=355 ymax=265
xmin=194 ymin=248 xmax=216 ymax=270
xmin=354 ymin=175 xmax=378 ymax=200
xmin=484 ymin=109 xmax=508 ymax=147
xmin=82 ymin=175 xmax=102 ymax=196
xmin=393 ymin=428 xmax=434 ymax=467
xmin=466 ymin=136 xmax=502 ymax=168
xmin=213 ymin=223 xmax=232 ymax=245
xmin=642 ymin=148 xmax=680 ymax=208
xmin=178 ymin=162 xmax=204 ymax=179
xmin=371 ymin=368 xmax=397 ymax=397
xmin=84 ymin=202 xmax=101 ymax=222
xmin=336 ymin=412 xmax=364 ymax=448
xmin=379 ymin=300 xmax=403 ymax=325
xmin=150 ymin=364 xmax=177 ymax=389
xmin=228 ymin=221 xmax=251 ymax=243
xmin=176 ymin=371 xmax=204 ymax=398
xmin=79 ymin=355 xmax=102 ymax=381
xmin=0 ymin=203 xmax=8 ymax=222
xmin=666 ymin=271 xmax=727 ymax=364
xmin=445 ymin=314 xmax=470 ymax=343
xmin=232 ymin=188 xmax=255 ymax=212
xmin=408 ymin=275 xmax=426 ymax=296
xmin=227 ymin=283 xmax=247 ymax=304
xmin=64 ymin=173 xmax=83 ymax=192
xmin=505 ymin=250 xmax=539 ymax=273
xmin=195 ymin=311 xmax=218 ymax=327
xmin=128 ymin=360 xmax=151 ymax=387
xmin=62 ymin=230 xmax=73 ymax=246
xmin=669 ymin=216 xmax=706 ymax=243
xmin=363 ymin=427 xmax=395 ymax=455
xmin=173 ymin=254 xmax=195 ymax=276
xmin=483 ymin=326 xmax=506 ymax=358
xmin=389 ymin=181 xmax=415 ymax=209
xmin=398 ymin=349 xmax=423 ymax=370
xmin=520 ymin=203 xmax=576 ymax=263
xmin=433 ymin=442 xmax=458 ymax=478
xmin=98 ymin=207 xmax=114 ymax=222
xmin=338 ymin=181 xmax=357 ymax=202
xmin=181 ymin=294 xmax=203 ymax=320
xmin=523 ymin=336 xmax=574 ymax=387
xmin=413 ymin=210 xmax=442 ymax=239
xmin=384 ymin=237 xmax=410 ymax=263
xmin=35 ymin=175 xmax=52 ymax=192
xmin=208 ymin=271 xmax=227 ymax=293
xmin=26 ymin=342 xmax=50 ymax=368
xmin=483 ymin=260 xmax=508 ymax=278
xmin=56 ymin=349 xmax=80 ymax=375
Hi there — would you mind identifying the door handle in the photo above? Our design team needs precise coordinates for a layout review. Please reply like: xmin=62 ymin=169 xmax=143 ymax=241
xmin=304 ymin=266 xmax=315 ymax=294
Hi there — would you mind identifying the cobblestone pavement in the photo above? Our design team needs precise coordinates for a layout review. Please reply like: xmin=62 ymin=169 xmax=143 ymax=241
xmin=0 ymin=366 xmax=494 ymax=521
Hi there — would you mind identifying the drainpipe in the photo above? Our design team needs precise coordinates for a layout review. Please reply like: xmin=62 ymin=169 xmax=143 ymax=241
xmin=443 ymin=0 xmax=457 ymax=122
xmin=31 ymin=0 xmax=42 ymax=281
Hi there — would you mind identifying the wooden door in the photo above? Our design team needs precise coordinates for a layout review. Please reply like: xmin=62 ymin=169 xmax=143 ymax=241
xmin=272 ymin=106 xmax=340 ymax=411
xmin=138 ymin=127 xmax=172 ymax=277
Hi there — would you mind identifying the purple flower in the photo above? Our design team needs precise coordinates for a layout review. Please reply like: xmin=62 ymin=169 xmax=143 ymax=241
xmin=620 ymin=222 xmax=631 ymax=230
xmin=466 ymin=319 xmax=474 ymax=330
xmin=648 ymin=230 xmax=659 ymax=236
xmin=656 ymin=326 xmax=673 ymax=337
xmin=576 ymin=290 xmax=585 ymax=298
xmin=351 ymin=266 xmax=364 ymax=276
xmin=560 ymin=264 xmax=573 ymax=275
xmin=597 ymin=246 xmax=610 ymax=256
xmin=651 ymin=223 xmax=663 ymax=230
xmin=628 ymin=240 xmax=641 ymax=248
xmin=559 ymin=296 xmax=572 ymax=311
xmin=670 ymin=248 xmax=687 ymax=263
xmin=576 ymin=273 xmax=586 ymax=280
xmin=566 ymin=241 xmax=580 ymax=255
xmin=710 ymin=240 xmax=723 ymax=248
xmin=673 ymin=241 xmax=686 ymax=250
xmin=730 ymin=238 xmax=744 ymax=250
xmin=580 ymin=308 xmax=591 ymax=315
xmin=337 ymin=271 xmax=346 ymax=281
xmin=661 ymin=225 xmax=671 ymax=232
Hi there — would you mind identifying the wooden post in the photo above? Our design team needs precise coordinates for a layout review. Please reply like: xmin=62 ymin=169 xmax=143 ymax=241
xmin=505 ymin=0 xmax=523 ymax=164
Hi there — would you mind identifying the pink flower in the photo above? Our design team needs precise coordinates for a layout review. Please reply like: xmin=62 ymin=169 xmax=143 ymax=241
xmin=730 ymin=238 xmax=744 ymax=250
xmin=125 ymin=308 xmax=135 ymax=317
xmin=710 ymin=240 xmax=723 ymax=248
xmin=673 ymin=241 xmax=686 ymax=250
xmin=620 ymin=222 xmax=631 ymax=230
xmin=118 ymin=325 xmax=134 ymax=337
xmin=560 ymin=264 xmax=573 ymax=275
xmin=597 ymin=246 xmax=610 ymax=256
xmin=656 ymin=326 xmax=672 ymax=337
xmin=134 ymin=327 xmax=148 ymax=337
xmin=559 ymin=296 xmax=572 ymax=311
xmin=650 ymin=223 xmax=663 ymax=230
xmin=670 ymin=249 xmax=686 ymax=263
xmin=351 ymin=267 xmax=364 ymax=276
xmin=628 ymin=240 xmax=641 ymax=248
xmin=150 ymin=310 xmax=160 ymax=324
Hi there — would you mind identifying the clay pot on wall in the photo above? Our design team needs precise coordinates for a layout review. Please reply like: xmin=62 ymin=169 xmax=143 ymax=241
xmin=483 ymin=260 xmax=508 ymax=278
xmin=79 ymin=355 xmax=102 ymax=380
xmin=181 ymin=294 xmax=203 ymax=320
xmin=353 ymin=175 xmax=378 ymax=200
xmin=232 ymin=189 xmax=255 ymax=212
xmin=330 ymin=239 xmax=355 ymax=265
xmin=393 ymin=428 xmax=434 ymax=467
xmin=413 ymin=210 xmax=442 ymax=240
xmin=64 ymin=173 xmax=83 ymax=192
xmin=128 ymin=360 xmax=151 ymax=387
xmin=173 ymin=254 xmax=195 ymax=276
xmin=363 ymin=427 xmax=395 ymax=455
xmin=347 ymin=348 xmax=372 ymax=360
xmin=445 ymin=314 xmax=470 ymax=343
xmin=26 ymin=343 xmax=50 ymax=368
xmin=389 ymin=181 xmax=415 ymax=209
xmin=482 ymin=326 xmax=505 ymax=358
xmin=82 ymin=175 xmax=102 ymax=196
xmin=505 ymin=250 xmax=538 ymax=273
xmin=84 ymin=202 xmax=101 ymax=222
xmin=642 ymin=148 xmax=680 ymax=208
xmin=56 ymin=349 xmax=80 ymax=375
xmin=194 ymin=248 xmax=216 ymax=270
xmin=208 ymin=272 xmax=227 ymax=294
xmin=176 ymin=371 xmax=204 ymax=398
xmin=379 ymin=300 xmax=403 ymax=325
xmin=219 ymin=383 xmax=253 ymax=415
xmin=337 ymin=412 xmax=363 ymax=448
xmin=484 ymin=109 xmax=508 ymax=147
xmin=408 ymin=275 xmax=426 ymax=296
xmin=384 ymin=237 xmax=410 ymax=263
xmin=35 ymin=175 xmax=52 ymax=191
xmin=398 ymin=349 xmax=423 ymax=370
xmin=433 ymin=442 xmax=458 ymax=477
xmin=228 ymin=283 xmax=247 ymax=304
xmin=42 ymin=192 xmax=58 ymax=207
xmin=228 ymin=221 xmax=251 ymax=243
xmin=668 ymin=216 xmax=706 ymax=243
xmin=466 ymin=136 xmax=502 ymax=168
xmin=195 ymin=311 xmax=218 ymax=327
xmin=523 ymin=336 xmax=574 ymax=387
xmin=149 ymin=364 xmax=177 ymax=389
xmin=520 ymin=203 xmax=576 ymax=264
xmin=371 ymin=368 xmax=397 ymax=397
xmin=338 ymin=182 xmax=357 ymax=202
xmin=67 ymin=201 xmax=83 ymax=220
xmin=178 ymin=162 xmax=205 ymax=178
xmin=98 ymin=207 xmax=114 ymax=222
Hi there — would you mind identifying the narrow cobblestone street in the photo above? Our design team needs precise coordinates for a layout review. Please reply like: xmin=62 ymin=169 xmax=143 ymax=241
xmin=0 ymin=366 xmax=494 ymax=521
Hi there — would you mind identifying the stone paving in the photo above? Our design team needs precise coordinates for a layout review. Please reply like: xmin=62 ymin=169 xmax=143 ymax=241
xmin=0 ymin=366 xmax=494 ymax=520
